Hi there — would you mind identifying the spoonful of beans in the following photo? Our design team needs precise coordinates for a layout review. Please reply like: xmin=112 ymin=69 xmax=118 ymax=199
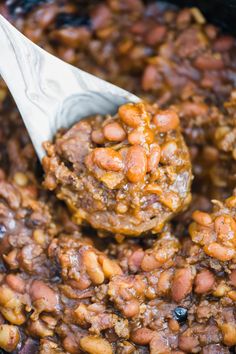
xmin=0 ymin=15 xmax=139 ymax=159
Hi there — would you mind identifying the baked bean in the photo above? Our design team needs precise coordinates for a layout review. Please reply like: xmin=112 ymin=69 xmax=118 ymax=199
xmin=149 ymin=333 xmax=170 ymax=354
xmin=192 ymin=211 xmax=212 ymax=226
xmin=27 ymin=319 xmax=53 ymax=338
xmin=91 ymin=4 xmax=112 ymax=30
xmin=153 ymin=110 xmax=179 ymax=132
xmin=118 ymin=38 xmax=134 ymax=54
xmin=33 ymin=229 xmax=46 ymax=246
xmin=123 ymin=299 xmax=140 ymax=318
xmin=169 ymin=319 xmax=180 ymax=332
xmin=221 ymin=323 xmax=236 ymax=346
xmin=229 ymin=270 xmax=236 ymax=287
xmin=13 ymin=172 xmax=28 ymax=187
xmin=213 ymin=36 xmax=234 ymax=52
xmin=93 ymin=148 xmax=123 ymax=172
xmin=205 ymin=24 xmax=218 ymax=39
xmin=80 ymin=336 xmax=113 ymax=354
xmin=51 ymin=27 xmax=91 ymax=48
xmin=214 ymin=126 xmax=230 ymax=141
xmin=157 ymin=270 xmax=173 ymax=295
xmin=214 ymin=215 xmax=236 ymax=235
xmin=128 ymin=250 xmax=144 ymax=271
xmin=118 ymin=103 xmax=148 ymax=127
xmin=179 ymin=101 xmax=208 ymax=117
xmin=160 ymin=141 xmax=178 ymax=164
xmin=131 ymin=328 xmax=155 ymax=345
xmin=128 ymin=127 xmax=154 ymax=145
xmin=176 ymin=9 xmax=192 ymax=28
xmin=101 ymin=258 xmax=123 ymax=278
xmin=213 ymin=281 xmax=230 ymax=297
xmin=202 ymin=146 xmax=219 ymax=162
xmin=0 ymin=285 xmax=25 ymax=325
xmin=194 ymin=269 xmax=215 ymax=294
xmin=128 ymin=128 xmax=145 ymax=145
xmin=35 ymin=4 xmax=58 ymax=29
xmin=63 ymin=335 xmax=78 ymax=354
xmin=179 ymin=334 xmax=199 ymax=352
xmin=141 ymin=253 xmax=160 ymax=271
xmin=172 ymin=268 xmax=193 ymax=302
xmin=103 ymin=122 xmax=126 ymax=142
xmin=142 ymin=65 xmax=160 ymax=91
xmin=228 ymin=291 xmax=236 ymax=301
xmin=125 ymin=146 xmax=147 ymax=183
xmin=0 ymin=286 xmax=18 ymax=307
xmin=6 ymin=274 xmax=25 ymax=294
xmin=0 ymin=325 xmax=19 ymax=352
xmin=91 ymin=129 xmax=105 ymax=144
xmin=3 ymin=249 xmax=19 ymax=270
xmin=30 ymin=280 xmax=58 ymax=312
xmin=145 ymin=25 xmax=166 ymax=46
xmin=83 ymin=250 xmax=105 ymax=284
xmin=204 ymin=242 xmax=235 ymax=261
xmin=0 ymin=307 xmax=25 ymax=326
xmin=23 ymin=26 xmax=42 ymax=42
xmin=147 ymin=144 xmax=161 ymax=172
xmin=194 ymin=54 xmax=224 ymax=70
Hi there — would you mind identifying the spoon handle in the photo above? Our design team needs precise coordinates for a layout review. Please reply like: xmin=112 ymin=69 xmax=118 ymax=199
xmin=0 ymin=15 xmax=139 ymax=159
xmin=0 ymin=15 xmax=64 ymax=158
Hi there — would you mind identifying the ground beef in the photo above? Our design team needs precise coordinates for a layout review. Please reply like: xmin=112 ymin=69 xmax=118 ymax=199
xmin=43 ymin=102 xmax=192 ymax=236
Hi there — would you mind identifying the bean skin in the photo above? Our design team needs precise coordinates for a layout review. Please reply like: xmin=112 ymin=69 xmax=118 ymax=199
xmin=160 ymin=141 xmax=178 ymax=164
xmin=142 ymin=65 xmax=159 ymax=91
xmin=123 ymin=299 xmax=140 ymax=318
xmin=153 ymin=109 xmax=179 ymax=132
xmin=194 ymin=54 xmax=224 ymax=70
xmin=131 ymin=328 xmax=155 ymax=345
xmin=172 ymin=268 xmax=193 ymax=302
xmin=6 ymin=274 xmax=25 ymax=294
xmin=30 ymin=280 xmax=58 ymax=312
xmin=93 ymin=148 xmax=123 ymax=172
xmin=128 ymin=127 xmax=154 ymax=145
xmin=204 ymin=242 xmax=235 ymax=261
xmin=147 ymin=143 xmax=161 ymax=172
xmin=192 ymin=211 xmax=212 ymax=226
xmin=83 ymin=250 xmax=105 ymax=285
xmin=157 ymin=269 xmax=173 ymax=295
xmin=103 ymin=122 xmax=126 ymax=142
xmin=213 ymin=35 xmax=234 ymax=52
xmin=128 ymin=250 xmax=144 ymax=271
xmin=221 ymin=323 xmax=236 ymax=346
xmin=194 ymin=269 xmax=215 ymax=294
xmin=214 ymin=215 xmax=236 ymax=235
xmin=80 ymin=336 xmax=113 ymax=354
xmin=229 ymin=269 xmax=236 ymax=287
xmin=0 ymin=325 xmax=20 ymax=352
xmin=91 ymin=129 xmax=105 ymax=144
xmin=179 ymin=334 xmax=199 ymax=352
xmin=145 ymin=25 xmax=166 ymax=46
xmin=149 ymin=333 xmax=170 ymax=354
xmin=119 ymin=103 xmax=149 ymax=127
xmin=125 ymin=145 xmax=147 ymax=183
